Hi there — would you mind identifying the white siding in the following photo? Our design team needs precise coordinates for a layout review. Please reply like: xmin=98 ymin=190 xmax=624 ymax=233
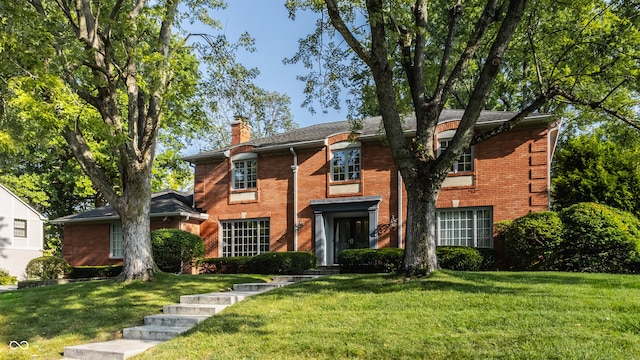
xmin=0 ymin=185 xmax=45 ymax=279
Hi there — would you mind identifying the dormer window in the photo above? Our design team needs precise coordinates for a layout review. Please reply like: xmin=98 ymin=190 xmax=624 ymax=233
xmin=331 ymin=141 xmax=361 ymax=182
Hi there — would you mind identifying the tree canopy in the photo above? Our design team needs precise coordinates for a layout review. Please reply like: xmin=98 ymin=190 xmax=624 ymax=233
xmin=285 ymin=0 xmax=640 ymax=276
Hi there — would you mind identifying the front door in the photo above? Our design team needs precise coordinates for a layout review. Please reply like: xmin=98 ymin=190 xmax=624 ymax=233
xmin=334 ymin=217 xmax=369 ymax=263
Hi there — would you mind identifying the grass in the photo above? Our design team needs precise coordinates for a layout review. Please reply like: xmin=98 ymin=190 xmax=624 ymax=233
xmin=0 ymin=273 xmax=271 ymax=360
xmin=134 ymin=271 xmax=640 ymax=360
xmin=1 ymin=272 xmax=639 ymax=359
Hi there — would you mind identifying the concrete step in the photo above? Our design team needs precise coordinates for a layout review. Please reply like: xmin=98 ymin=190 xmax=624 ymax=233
xmin=180 ymin=291 xmax=255 ymax=305
xmin=304 ymin=267 xmax=340 ymax=275
xmin=232 ymin=282 xmax=292 ymax=292
xmin=163 ymin=303 xmax=227 ymax=315
xmin=63 ymin=339 xmax=162 ymax=360
xmin=144 ymin=314 xmax=209 ymax=327
xmin=123 ymin=325 xmax=191 ymax=341
xmin=272 ymin=275 xmax=321 ymax=283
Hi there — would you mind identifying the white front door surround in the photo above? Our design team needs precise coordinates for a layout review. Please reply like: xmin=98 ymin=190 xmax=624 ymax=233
xmin=310 ymin=196 xmax=381 ymax=266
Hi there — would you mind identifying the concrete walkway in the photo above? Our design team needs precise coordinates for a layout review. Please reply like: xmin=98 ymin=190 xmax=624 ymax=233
xmin=0 ymin=285 xmax=18 ymax=292
xmin=62 ymin=275 xmax=321 ymax=360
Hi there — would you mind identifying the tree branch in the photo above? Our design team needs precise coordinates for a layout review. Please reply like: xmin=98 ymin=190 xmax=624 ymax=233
xmin=325 ymin=0 xmax=373 ymax=66
xmin=62 ymin=122 xmax=120 ymax=209
xmin=438 ymin=0 xmax=499 ymax=104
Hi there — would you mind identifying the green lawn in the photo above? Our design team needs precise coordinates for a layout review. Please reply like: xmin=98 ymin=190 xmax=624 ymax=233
xmin=0 ymin=273 xmax=271 ymax=360
xmin=1 ymin=272 xmax=639 ymax=359
xmin=135 ymin=271 xmax=640 ymax=360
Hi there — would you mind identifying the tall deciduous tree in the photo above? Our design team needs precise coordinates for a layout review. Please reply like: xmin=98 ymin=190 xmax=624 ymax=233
xmin=0 ymin=0 xmax=228 ymax=281
xmin=286 ymin=0 xmax=640 ymax=276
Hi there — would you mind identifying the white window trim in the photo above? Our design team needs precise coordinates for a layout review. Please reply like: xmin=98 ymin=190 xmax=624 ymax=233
xmin=232 ymin=158 xmax=258 ymax=190
xmin=110 ymin=223 xmax=123 ymax=259
xmin=330 ymin=141 xmax=362 ymax=182
xmin=221 ymin=218 xmax=270 ymax=257
xmin=13 ymin=218 xmax=27 ymax=238
xmin=436 ymin=207 xmax=493 ymax=248
xmin=437 ymin=135 xmax=474 ymax=173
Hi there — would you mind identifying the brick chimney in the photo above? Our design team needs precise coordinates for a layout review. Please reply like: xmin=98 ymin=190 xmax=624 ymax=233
xmin=231 ymin=117 xmax=251 ymax=145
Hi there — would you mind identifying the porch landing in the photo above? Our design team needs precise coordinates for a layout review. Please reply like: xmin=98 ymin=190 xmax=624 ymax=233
xmin=61 ymin=275 xmax=322 ymax=360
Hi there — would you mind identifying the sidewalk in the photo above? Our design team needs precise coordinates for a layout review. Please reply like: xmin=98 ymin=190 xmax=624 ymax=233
xmin=0 ymin=285 xmax=18 ymax=292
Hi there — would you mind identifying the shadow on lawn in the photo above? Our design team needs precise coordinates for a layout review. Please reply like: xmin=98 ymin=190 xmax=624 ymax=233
xmin=0 ymin=274 xmax=267 ymax=345
xmin=268 ymin=270 xmax=640 ymax=299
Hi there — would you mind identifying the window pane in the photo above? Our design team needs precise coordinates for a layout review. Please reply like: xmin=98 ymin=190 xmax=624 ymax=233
xmin=233 ymin=160 xmax=258 ymax=189
xmin=332 ymin=151 xmax=346 ymax=181
xmin=437 ymin=208 xmax=493 ymax=249
xmin=110 ymin=223 xmax=123 ymax=258
xmin=13 ymin=219 xmax=27 ymax=238
xmin=221 ymin=219 xmax=270 ymax=257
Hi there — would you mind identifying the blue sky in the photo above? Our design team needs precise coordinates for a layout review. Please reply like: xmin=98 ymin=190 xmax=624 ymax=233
xmin=207 ymin=1 xmax=346 ymax=128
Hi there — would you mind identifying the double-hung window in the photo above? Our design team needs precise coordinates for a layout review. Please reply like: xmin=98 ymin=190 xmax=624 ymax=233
xmin=233 ymin=158 xmax=257 ymax=189
xmin=13 ymin=219 xmax=27 ymax=238
xmin=110 ymin=223 xmax=124 ymax=258
xmin=331 ymin=142 xmax=361 ymax=182
xmin=221 ymin=219 xmax=270 ymax=257
xmin=439 ymin=138 xmax=473 ymax=173
xmin=437 ymin=208 xmax=493 ymax=248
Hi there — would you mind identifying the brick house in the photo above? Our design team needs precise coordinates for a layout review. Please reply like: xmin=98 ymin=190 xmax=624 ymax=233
xmin=52 ymin=190 xmax=208 ymax=266
xmin=185 ymin=110 xmax=560 ymax=266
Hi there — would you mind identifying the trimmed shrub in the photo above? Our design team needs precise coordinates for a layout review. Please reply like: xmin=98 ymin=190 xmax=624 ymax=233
xmin=69 ymin=265 xmax=123 ymax=279
xmin=504 ymin=211 xmax=563 ymax=270
xmin=0 ymin=268 xmax=17 ymax=285
xmin=337 ymin=248 xmax=404 ymax=273
xmin=25 ymin=256 xmax=71 ymax=280
xmin=477 ymin=248 xmax=497 ymax=271
xmin=247 ymin=252 xmax=317 ymax=274
xmin=436 ymin=247 xmax=483 ymax=271
xmin=558 ymin=203 xmax=640 ymax=273
xmin=198 ymin=257 xmax=252 ymax=274
xmin=151 ymin=229 xmax=205 ymax=273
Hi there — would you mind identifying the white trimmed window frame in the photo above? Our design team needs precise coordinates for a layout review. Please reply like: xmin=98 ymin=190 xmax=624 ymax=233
xmin=231 ymin=153 xmax=258 ymax=190
xmin=436 ymin=207 xmax=493 ymax=248
xmin=331 ymin=141 xmax=361 ymax=182
xmin=110 ymin=223 xmax=124 ymax=259
xmin=437 ymin=130 xmax=473 ymax=173
xmin=221 ymin=218 xmax=270 ymax=257
xmin=13 ymin=219 xmax=27 ymax=238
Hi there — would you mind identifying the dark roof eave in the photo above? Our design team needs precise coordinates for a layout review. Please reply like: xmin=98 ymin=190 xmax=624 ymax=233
xmin=50 ymin=211 xmax=208 ymax=225
xmin=184 ymin=113 xmax=557 ymax=163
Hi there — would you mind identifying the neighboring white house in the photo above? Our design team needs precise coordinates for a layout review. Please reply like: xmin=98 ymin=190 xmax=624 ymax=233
xmin=0 ymin=184 xmax=45 ymax=280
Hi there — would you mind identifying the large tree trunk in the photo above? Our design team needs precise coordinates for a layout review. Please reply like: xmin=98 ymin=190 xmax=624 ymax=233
xmin=117 ymin=169 xmax=157 ymax=282
xmin=403 ymin=182 xmax=440 ymax=277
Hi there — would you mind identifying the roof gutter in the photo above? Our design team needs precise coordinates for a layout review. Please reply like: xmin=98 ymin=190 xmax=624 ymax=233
xmin=50 ymin=211 xmax=209 ymax=225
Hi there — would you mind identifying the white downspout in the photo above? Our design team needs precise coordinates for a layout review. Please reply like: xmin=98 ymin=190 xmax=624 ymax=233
xmin=397 ymin=170 xmax=403 ymax=248
xmin=290 ymin=147 xmax=299 ymax=251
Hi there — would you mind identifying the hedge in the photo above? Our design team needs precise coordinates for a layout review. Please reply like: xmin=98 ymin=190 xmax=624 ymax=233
xmin=151 ymin=229 xmax=205 ymax=273
xmin=558 ymin=203 xmax=640 ymax=273
xmin=69 ymin=265 xmax=123 ymax=279
xmin=247 ymin=252 xmax=317 ymax=274
xmin=436 ymin=247 xmax=483 ymax=271
xmin=199 ymin=252 xmax=317 ymax=274
xmin=504 ymin=211 xmax=563 ymax=270
xmin=337 ymin=248 xmax=404 ymax=273
xmin=199 ymin=256 xmax=252 ymax=274
xmin=25 ymin=256 xmax=71 ymax=280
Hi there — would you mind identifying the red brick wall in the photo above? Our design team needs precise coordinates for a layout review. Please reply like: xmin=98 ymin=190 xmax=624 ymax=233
xmin=63 ymin=218 xmax=200 ymax=266
xmin=63 ymin=224 xmax=118 ymax=266
xmin=195 ymin=125 xmax=552 ymax=258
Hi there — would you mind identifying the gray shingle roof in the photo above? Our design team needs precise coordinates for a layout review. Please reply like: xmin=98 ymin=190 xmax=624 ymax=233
xmin=51 ymin=189 xmax=207 ymax=224
xmin=184 ymin=110 xmax=554 ymax=163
